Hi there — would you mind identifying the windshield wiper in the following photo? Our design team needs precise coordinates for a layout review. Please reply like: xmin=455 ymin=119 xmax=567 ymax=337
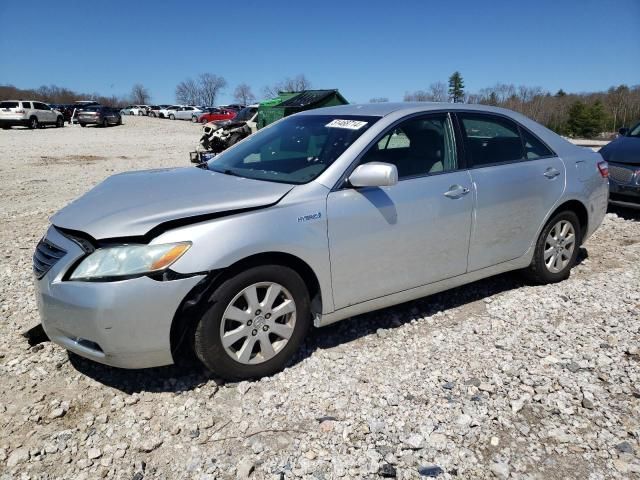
xmin=209 ymin=166 xmax=243 ymax=178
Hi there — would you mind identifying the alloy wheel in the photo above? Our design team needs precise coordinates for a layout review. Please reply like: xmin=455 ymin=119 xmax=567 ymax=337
xmin=544 ymin=220 xmax=576 ymax=273
xmin=219 ymin=282 xmax=296 ymax=365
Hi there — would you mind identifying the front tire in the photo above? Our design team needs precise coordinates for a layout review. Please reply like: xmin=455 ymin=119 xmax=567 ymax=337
xmin=56 ymin=116 xmax=64 ymax=128
xmin=80 ymin=123 xmax=86 ymax=127
xmin=524 ymin=211 xmax=581 ymax=284
xmin=194 ymin=265 xmax=311 ymax=380
xmin=169 ymin=114 xmax=175 ymax=120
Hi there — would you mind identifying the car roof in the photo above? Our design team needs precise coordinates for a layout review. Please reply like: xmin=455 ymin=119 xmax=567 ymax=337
xmin=296 ymin=102 xmax=527 ymax=118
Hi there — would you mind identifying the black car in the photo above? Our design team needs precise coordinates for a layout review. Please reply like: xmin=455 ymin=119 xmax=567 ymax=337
xmin=599 ymin=123 xmax=640 ymax=208
xmin=77 ymin=106 xmax=122 ymax=127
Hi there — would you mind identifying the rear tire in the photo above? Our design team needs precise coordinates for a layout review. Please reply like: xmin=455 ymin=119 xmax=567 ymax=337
xmin=524 ymin=210 xmax=581 ymax=284
xmin=28 ymin=117 xmax=38 ymax=129
xmin=129 ymin=111 xmax=134 ymax=116
xmin=80 ymin=123 xmax=86 ymax=127
xmin=117 ymin=116 xmax=122 ymax=125
xmin=191 ymin=115 xmax=199 ymax=123
xmin=193 ymin=265 xmax=311 ymax=380
xmin=102 ymin=118 xmax=108 ymax=128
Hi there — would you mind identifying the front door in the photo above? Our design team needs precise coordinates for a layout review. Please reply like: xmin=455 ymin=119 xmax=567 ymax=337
xmin=327 ymin=113 xmax=473 ymax=309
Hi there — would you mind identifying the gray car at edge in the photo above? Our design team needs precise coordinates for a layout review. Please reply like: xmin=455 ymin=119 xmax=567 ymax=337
xmin=34 ymin=103 xmax=609 ymax=380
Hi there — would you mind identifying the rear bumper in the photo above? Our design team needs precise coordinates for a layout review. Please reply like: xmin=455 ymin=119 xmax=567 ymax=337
xmin=0 ymin=118 xmax=29 ymax=127
xmin=35 ymin=226 xmax=205 ymax=369
xmin=77 ymin=117 xmax=101 ymax=125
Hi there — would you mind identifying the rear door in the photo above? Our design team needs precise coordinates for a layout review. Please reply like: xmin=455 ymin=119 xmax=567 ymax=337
xmin=456 ymin=113 xmax=565 ymax=271
xmin=327 ymin=113 xmax=473 ymax=309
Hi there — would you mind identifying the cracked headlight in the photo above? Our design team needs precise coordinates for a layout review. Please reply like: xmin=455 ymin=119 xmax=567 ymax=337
xmin=70 ymin=242 xmax=191 ymax=281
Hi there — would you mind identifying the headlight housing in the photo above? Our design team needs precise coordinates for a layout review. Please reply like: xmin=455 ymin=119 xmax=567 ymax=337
xmin=70 ymin=242 xmax=191 ymax=281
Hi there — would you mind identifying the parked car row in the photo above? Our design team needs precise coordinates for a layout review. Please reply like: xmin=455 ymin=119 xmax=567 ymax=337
xmin=128 ymin=104 xmax=243 ymax=122
xmin=0 ymin=99 xmax=125 ymax=129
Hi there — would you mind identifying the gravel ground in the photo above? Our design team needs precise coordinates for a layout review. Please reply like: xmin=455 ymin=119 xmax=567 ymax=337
xmin=0 ymin=117 xmax=639 ymax=479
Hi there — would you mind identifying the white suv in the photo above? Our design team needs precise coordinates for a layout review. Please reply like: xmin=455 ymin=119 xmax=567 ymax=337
xmin=0 ymin=100 xmax=64 ymax=129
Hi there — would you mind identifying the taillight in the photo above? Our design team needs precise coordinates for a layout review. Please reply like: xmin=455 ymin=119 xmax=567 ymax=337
xmin=597 ymin=160 xmax=608 ymax=178
xmin=16 ymin=109 xmax=25 ymax=114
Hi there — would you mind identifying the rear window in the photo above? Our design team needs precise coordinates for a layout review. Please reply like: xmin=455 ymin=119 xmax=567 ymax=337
xmin=0 ymin=101 xmax=19 ymax=108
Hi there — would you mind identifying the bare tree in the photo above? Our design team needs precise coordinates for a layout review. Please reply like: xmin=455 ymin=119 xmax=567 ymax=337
xmin=233 ymin=83 xmax=256 ymax=105
xmin=130 ymin=84 xmax=151 ymax=104
xmin=403 ymin=82 xmax=448 ymax=102
xmin=403 ymin=90 xmax=430 ymax=101
xmin=175 ymin=78 xmax=200 ymax=105
xmin=428 ymin=82 xmax=448 ymax=102
xmin=262 ymin=74 xmax=312 ymax=98
xmin=369 ymin=97 xmax=389 ymax=103
xmin=198 ymin=73 xmax=227 ymax=106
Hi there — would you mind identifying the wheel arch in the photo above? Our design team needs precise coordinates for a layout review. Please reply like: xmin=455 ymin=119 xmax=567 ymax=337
xmin=169 ymin=251 xmax=322 ymax=364
xmin=548 ymin=199 xmax=589 ymax=244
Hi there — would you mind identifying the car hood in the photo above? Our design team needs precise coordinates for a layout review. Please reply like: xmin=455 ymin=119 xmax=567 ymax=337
xmin=51 ymin=167 xmax=294 ymax=240
xmin=599 ymin=137 xmax=640 ymax=165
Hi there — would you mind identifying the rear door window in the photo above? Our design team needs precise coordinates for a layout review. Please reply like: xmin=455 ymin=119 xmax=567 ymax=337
xmin=458 ymin=114 xmax=525 ymax=167
xmin=21 ymin=101 xmax=32 ymax=109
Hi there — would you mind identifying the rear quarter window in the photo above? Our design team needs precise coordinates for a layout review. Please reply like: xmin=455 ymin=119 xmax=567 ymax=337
xmin=0 ymin=101 xmax=19 ymax=108
xmin=521 ymin=129 xmax=554 ymax=159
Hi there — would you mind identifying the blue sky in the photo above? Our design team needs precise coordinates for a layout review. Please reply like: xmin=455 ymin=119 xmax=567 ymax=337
xmin=1 ymin=0 xmax=638 ymax=104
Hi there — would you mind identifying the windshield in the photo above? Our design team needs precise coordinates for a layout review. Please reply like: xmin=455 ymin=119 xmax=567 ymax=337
xmin=628 ymin=123 xmax=640 ymax=137
xmin=207 ymin=114 xmax=379 ymax=184
xmin=234 ymin=107 xmax=257 ymax=122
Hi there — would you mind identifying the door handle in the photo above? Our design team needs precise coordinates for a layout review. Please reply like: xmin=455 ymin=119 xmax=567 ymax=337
xmin=444 ymin=185 xmax=470 ymax=199
xmin=544 ymin=167 xmax=561 ymax=179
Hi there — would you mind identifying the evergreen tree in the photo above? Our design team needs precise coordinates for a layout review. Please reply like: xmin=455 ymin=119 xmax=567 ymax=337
xmin=555 ymin=89 xmax=567 ymax=97
xmin=448 ymin=71 xmax=465 ymax=103
xmin=567 ymin=100 xmax=607 ymax=138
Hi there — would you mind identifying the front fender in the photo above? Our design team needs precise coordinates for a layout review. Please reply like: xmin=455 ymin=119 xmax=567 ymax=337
xmin=152 ymin=186 xmax=334 ymax=312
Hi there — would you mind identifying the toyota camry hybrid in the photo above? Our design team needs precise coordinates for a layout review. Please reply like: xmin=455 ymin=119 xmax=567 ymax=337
xmin=34 ymin=103 xmax=609 ymax=380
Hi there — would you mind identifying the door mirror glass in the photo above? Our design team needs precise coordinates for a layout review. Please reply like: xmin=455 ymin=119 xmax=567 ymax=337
xmin=618 ymin=127 xmax=629 ymax=136
xmin=349 ymin=162 xmax=398 ymax=187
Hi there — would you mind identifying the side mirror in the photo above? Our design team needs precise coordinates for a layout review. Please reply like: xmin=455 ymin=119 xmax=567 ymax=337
xmin=348 ymin=162 xmax=398 ymax=188
xmin=618 ymin=127 xmax=629 ymax=136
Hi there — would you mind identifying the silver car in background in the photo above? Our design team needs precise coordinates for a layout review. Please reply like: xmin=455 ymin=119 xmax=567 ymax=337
xmin=168 ymin=105 xmax=204 ymax=121
xmin=34 ymin=103 xmax=608 ymax=380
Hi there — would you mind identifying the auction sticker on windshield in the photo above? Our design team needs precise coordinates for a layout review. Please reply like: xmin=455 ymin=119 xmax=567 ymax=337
xmin=325 ymin=119 xmax=368 ymax=130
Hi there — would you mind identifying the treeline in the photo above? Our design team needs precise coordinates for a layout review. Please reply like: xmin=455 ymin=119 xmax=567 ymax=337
xmin=402 ymin=74 xmax=640 ymax=138
xmin=0 ymin=84 xmax=125 ymax=107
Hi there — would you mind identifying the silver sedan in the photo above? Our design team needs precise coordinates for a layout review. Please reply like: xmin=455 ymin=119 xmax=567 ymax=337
xmin=34 ymin=103 xmax=608 ymax=380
